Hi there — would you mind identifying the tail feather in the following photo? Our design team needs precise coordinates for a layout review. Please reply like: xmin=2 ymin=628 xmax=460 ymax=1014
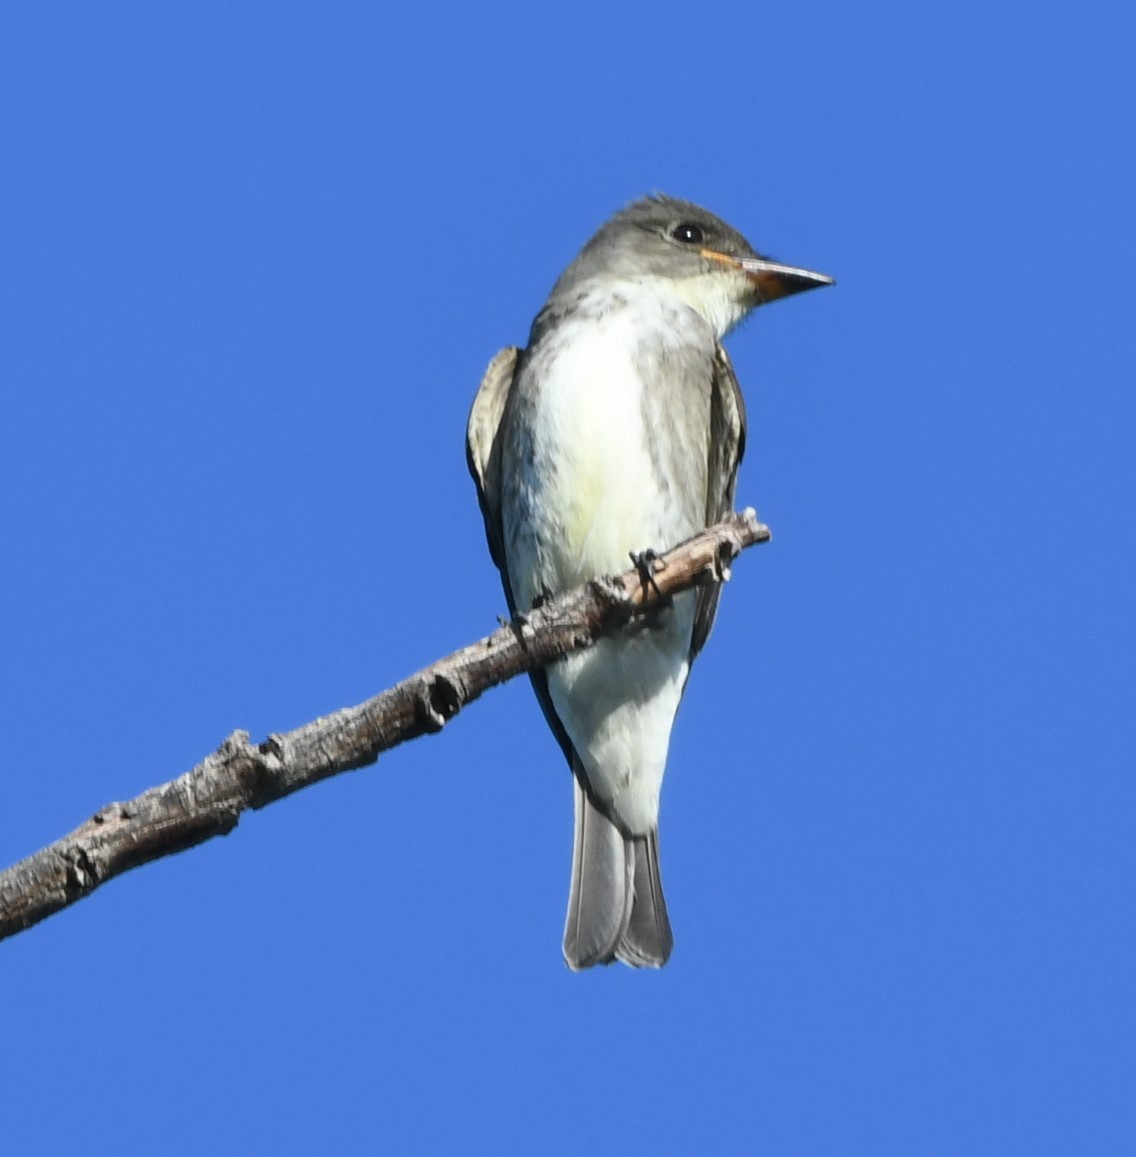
xmin=562 ymin=767 xmax=673 ymax=970
xmin=563 ymin=776 xmax=633 ymax=969
xmin=617 ymin=830 xmax=673 ymax=968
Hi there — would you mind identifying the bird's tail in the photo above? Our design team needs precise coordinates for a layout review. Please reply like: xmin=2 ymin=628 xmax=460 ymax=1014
xmin=562 ymin=769 xmax=673 ymax=970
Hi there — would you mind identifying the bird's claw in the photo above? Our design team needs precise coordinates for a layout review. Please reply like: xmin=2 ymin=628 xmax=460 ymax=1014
xmin=629 ymin=548 xmax=666 ymax=600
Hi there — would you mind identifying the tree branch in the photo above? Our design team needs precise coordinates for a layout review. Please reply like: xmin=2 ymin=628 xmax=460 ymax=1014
xmin=0 ymin=509 xmax=771 ymax=943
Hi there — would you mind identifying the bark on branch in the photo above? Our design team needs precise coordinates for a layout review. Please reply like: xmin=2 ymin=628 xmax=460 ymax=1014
xmin=0 ymin=509 xmax=771 ymax=943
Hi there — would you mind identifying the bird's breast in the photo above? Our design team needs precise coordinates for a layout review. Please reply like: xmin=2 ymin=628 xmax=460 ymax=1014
xmin=504 ymin=297 xmax=709 ymax=608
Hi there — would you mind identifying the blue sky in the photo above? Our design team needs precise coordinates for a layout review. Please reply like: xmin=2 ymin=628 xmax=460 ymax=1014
xmin=1 ymin=3 xmax=1132 ymax=1153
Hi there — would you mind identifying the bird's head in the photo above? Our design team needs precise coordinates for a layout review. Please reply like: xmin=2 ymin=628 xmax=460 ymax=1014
xmin=551 ymin=194 xmax=833 ymax=338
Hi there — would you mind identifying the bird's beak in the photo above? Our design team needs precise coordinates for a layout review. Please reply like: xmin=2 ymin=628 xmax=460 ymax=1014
xmin=701 ymin=249 xmax=835 ymax=302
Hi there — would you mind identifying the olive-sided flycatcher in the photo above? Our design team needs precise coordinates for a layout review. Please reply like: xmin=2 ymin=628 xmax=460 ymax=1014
xmin=467 ymin=195 xmax=831 ymax=969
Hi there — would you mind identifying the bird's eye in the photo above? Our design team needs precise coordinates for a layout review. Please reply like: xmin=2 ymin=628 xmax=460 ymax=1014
xmin=670 ymin=221 xmax=704 ymax=245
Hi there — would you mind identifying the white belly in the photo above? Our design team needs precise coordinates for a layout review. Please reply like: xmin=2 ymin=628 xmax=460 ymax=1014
xmin=503 ymin=292 xmax=708 ymax=833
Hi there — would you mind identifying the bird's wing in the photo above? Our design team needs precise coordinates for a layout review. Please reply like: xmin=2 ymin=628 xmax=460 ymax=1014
xmin=689 ymin=342 xmax=748 ymax=662
xmin=466 ymin=346 xmax=578 ymax=766
xmin=466 ymin=346 xmax=519 ymax=584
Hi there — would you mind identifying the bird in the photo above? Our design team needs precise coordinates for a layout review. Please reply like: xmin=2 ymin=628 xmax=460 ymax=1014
xmin=466 ymin=194 xmax=832 ymax=969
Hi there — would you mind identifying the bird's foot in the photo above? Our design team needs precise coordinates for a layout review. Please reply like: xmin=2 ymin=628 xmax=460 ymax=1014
xmin=629 ymin=548 xmax=666 ymax=601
